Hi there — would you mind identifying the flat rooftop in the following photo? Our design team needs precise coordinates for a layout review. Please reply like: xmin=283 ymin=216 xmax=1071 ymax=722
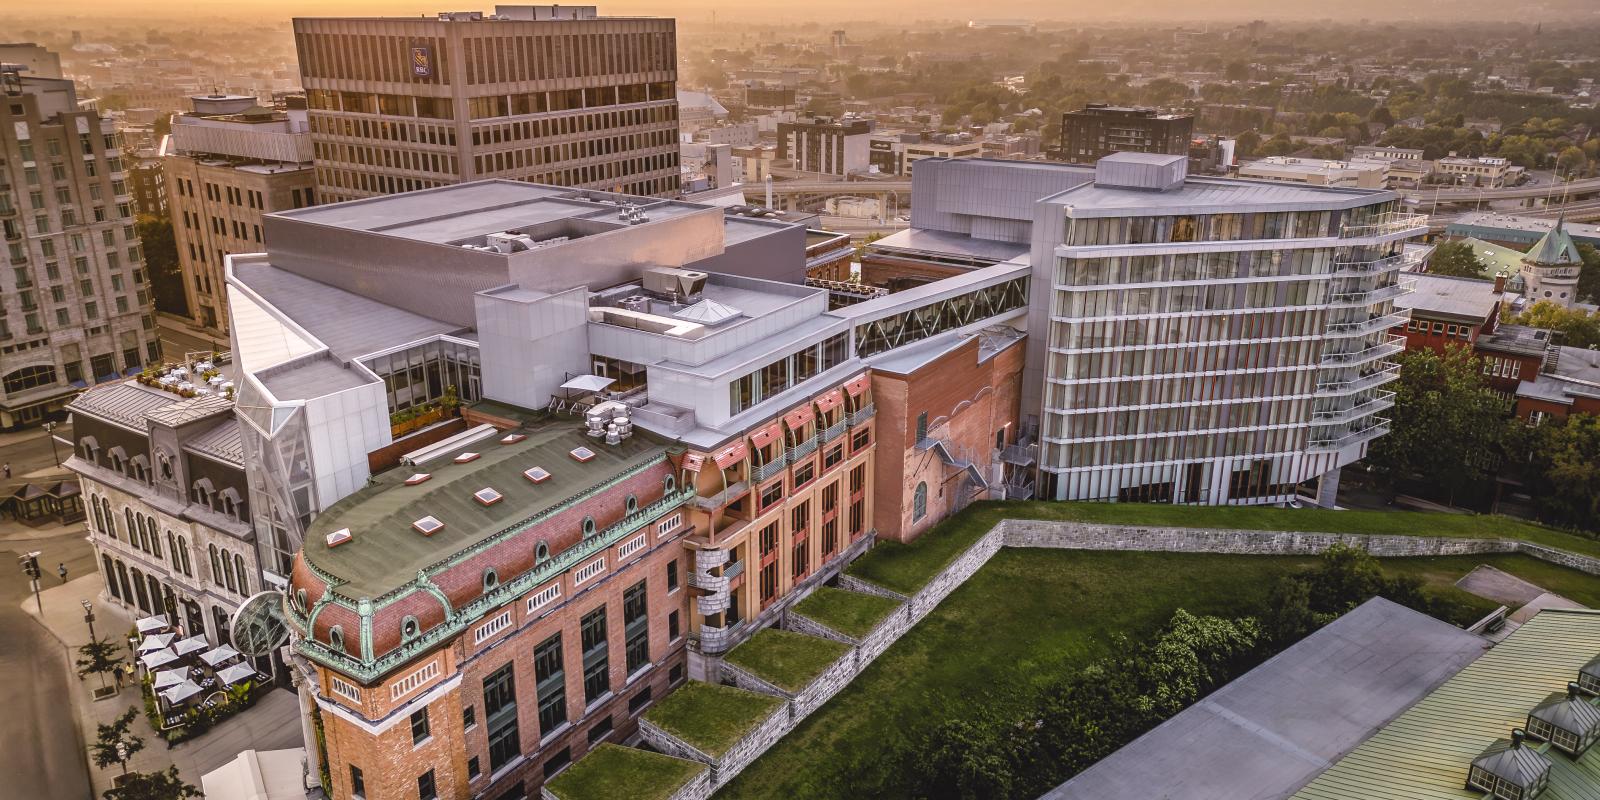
xmin=1450 ymin=212 xmax=1600 ymax=240
xmin=867 ymin=227 xmax=1030 ymax=263
xmin=302 ymin=420 xmax=668 ymax=600
xmin=1047 ymin=175 xmax=1389 ymax=217
xmin=1044 ymin=598 xmax=1487 ymax=800
xmin=1395 ymin=273 xmax=1502 ymax=321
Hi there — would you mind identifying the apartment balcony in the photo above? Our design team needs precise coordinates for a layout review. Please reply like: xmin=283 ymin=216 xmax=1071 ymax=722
xmin=1307 ymin=418 xmax=1392 ymax=451
xmin=847 ymin=403 xmax=876 ymax=426
xmin=1330 ymin=250 xmax=1421 ymax=277
xmin=787 ymin=435 xmax=819 ymax=464
xmin=821 ymin=419 xmax=847 ymax=444
xmin=1319 ymin=335 xmax=1407 ymax=367
xmin=1315 ymin=363 xmax=1402 ymax=396
xmin=1327 ymin=280 xmax=1413 ymax=307
xmin=692 ymin=481 xmax=749 ymax=511
xmin=752 ymin=459 xmax=787 ymax=484
xmin=1339 ymin=212 xmax=1428 ymax=239
xmin=1325 ymin=312 xmax=1409 ymax=337
xmin=1311 ymin=390 xmax=1396 ymax=424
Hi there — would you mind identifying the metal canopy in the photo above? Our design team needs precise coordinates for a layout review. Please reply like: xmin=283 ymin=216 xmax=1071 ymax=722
xmin=559 ymin=375 xmax=615 ymax=393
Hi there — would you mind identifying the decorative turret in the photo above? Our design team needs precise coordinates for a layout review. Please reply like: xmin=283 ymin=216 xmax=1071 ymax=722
xmin=1521 ymin=214 xmax=1584 ymax=308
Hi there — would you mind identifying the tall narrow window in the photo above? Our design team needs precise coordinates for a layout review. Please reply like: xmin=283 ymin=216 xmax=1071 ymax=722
xmin=535 ymin=632 xmax=566 ymax=735
xmin=580 ymin=606 xmax=609 ymax=704
xmin=482 ymin=663 xmax=519 ymax=771
xmin=623 ymin=581 xmax=649 ymax=674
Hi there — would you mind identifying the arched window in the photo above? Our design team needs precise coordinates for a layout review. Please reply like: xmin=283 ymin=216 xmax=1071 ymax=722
xmin=913 ymin=482 xmax=928 ymax=522
xmin=582 ymin=516 xmax=596 ymax=537
xmin=130 ymin=566 xmax=149 ymax=612
xmin=124 ymin=508 xmax=135 ymax=544
xmin=483 ymin=568 xmax=499 ymax=591
xmin=176 ymin=536 xmax=192 ymax=577
xmin=101 ymin=554 xmax=120 ymax=600
xmin=79 ymin=436 xmax=99 ymax=462
xmin=664 ymin=475 xmax=676 ymax=494
xmin=158 ymin=452 xmax=173 ymax=481
xmin=535 ymin=541 xmax=550 ymax=564
xmin=148 ymin=518 xmax=162 ymax=559
xmin=294 ymin=588 xmax=308 ymax=613
xmin=221 ymin=552 xmax=236 ymax=593
xmin=328 ymin=626 xmax=344 ymax=652
xmin=166 ymin=532 xmax=178 ymax=568
xmin=209 ymin=544 xmax=223 ymax=585
xmin=626 ymin=494 xmax=638 ymax=514
xmin=234 ymin=554 xmax=248 ymax=595
xmin=90 ymin=496 xmax=103 ymax=534
xmin=401 ymin=616 xmax=420 ymax=640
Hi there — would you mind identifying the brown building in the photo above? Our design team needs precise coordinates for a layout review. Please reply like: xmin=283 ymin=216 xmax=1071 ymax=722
xmin=293 ymin=6 xmax=682 ymax=203
xmin=803 ymin=229 xmax=852 ymax=283
xmin=1060 ymin=104 xmax=1194 ymax=165
xmin=870 ymin=329 xmax=1027 ymax=542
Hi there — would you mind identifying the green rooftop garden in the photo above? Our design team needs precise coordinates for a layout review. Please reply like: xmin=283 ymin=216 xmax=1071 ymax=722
xmin=543 ymin=744 xmax=705 ymax=800
xmin=723 ymin=628 xmax=853 ymax=693
xmin=642 ymin=681 xmax=784 ymax=758
xmin=792 ymin=586 xmax=903 ymax=639
xmin=845 ymin=500 xmax=1600 ymax=596
xmin=722 ymin=548 xmax=1600 ymax=799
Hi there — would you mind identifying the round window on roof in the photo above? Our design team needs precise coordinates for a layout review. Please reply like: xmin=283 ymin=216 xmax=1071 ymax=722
xmin=583 ymin=516 xmax=596 ymax=537
xmin=626 ymin=494 xmax=638 ymax=514
xmin=483 ymin=568 xmax=499 ymax=590
xmin=536 ymin=541 xmax=550 ymax=564
xmin=665 ymin=475 xmax=676 ymax=493
xmin=295 ymin=588 xmax=307 ymax=613
xmin=402 ymin=616 xmax=420 ymax=640
xmin=328 ymin=625 xmax=344 ymax=651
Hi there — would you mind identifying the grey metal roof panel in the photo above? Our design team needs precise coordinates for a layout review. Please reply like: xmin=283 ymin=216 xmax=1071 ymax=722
xmin=1044 ymin=598 xmax=1487 ymax=800
xmin=145 ymin=394 xmax=234 ymax=428
xmin=259 ymin=355 xmax=373 ymax=401
xmin=184 ymin=418 xmax=245 ymax=466
xmin=1045 ymin=176 xmax=1391 ymax=217
xmin=68 ymin=381 xmax=182 ymax=431
xmin=1396 ymin=273 xmax=1502 ymax=320
xmin=867 ymin=228 xmax=1031 ymax=262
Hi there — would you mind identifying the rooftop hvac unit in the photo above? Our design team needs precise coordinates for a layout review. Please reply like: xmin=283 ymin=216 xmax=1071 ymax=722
xmin=485 ymin=231 xmax=535 ymax=253
xmin=617 ymin=295 xmax=651 ymax=313
xmin=641 ymin=267 xmax=707 ymax=301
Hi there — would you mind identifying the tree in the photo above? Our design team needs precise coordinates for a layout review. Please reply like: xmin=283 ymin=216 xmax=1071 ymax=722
xmin=75 ymin=637 xmax=121 ymax=691
xmin=1557 ymin=146 xmax=1589 ymax=178
xmin=135 ymin=215 xmax=187 ymax=317
xmin=100 ymin=766 xmax=201 ymax=800
xmin=1511 ymin=301 xmax=1600 ymax=350
xmin=1365 ymin=345 xmax=1508 ymax=503
xmin=1426 ymin=241 xmax=1486 ymax=278
xmin=1577 ymin=243 xmax=1600 ymax=305
xmin=1260 ymin=576 xmax=1317 ymax=644
xmin=1369 ymin=105 xmax=1394 ymax=126
xmin=904 ymin=707 xmax=1021 ymax=800
xmin=1305 ymin=544 xmax=1387 ymax=613
xmin=1505 ymin=414 xmax=1600 ymax=531
xmin=90 ymin=709 xmax=145 ymax=776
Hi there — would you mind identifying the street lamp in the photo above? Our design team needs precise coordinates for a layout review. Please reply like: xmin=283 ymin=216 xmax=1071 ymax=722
xmin=81 ymin=598 xmax=98 ymax=645
xmin=41 ymin=421 xmax=59 ymax=467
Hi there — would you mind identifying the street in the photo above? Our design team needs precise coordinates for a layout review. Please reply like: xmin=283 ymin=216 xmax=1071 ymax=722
xmin=0 ymin=523 xmax=98 ymax=800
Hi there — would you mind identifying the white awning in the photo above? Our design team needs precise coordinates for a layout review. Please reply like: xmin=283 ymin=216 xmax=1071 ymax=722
xmin=217 ymin=663 xmax=257 ymax=686
xmin=152 ymin=669 xmax=187 ymax=689
xmin=137 ymin=632 xmax=176 ymax=652
xmin=559 ymin=374 xmax=614 ymax=393
xmin=160 ymin=679 xmax=202 ymax=704
xmin=200 ymin=644 xmax=241 ymax=667
xmin=140 ymin=649 xmax=178 ymax=669
xmin=173 ymin=635 xmax=209 ymax=657
xmin=135 ymin=615 xmax=170 ymax=634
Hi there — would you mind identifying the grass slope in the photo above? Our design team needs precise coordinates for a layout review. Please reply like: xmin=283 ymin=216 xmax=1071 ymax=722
xmin=641 ymin=681 xmax=783 ymax=759
xmin=724 ymin=628 xmax=852 ymax=693
xmin=543 ymin=743 xmax=704 ymax=800
xmin=792 ymin=586 xmax=903 ymax=639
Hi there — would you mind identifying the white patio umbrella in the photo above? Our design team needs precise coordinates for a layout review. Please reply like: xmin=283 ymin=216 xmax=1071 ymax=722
xmin=140 ymin=648 xmax=179 ymax=670
xmin=216 ymin=663 xmax=256 ymax=686
xmin=151 ymin=669 xmax=187 ymax=690
xmin=172 ymin=635 xmax=209 ymax=657
xmin=160 ymin=679 xmax=202 ymax=705
xmin=199 ymin=644 xmax=241 ymax=667
xmin=137 ymin=632 xmax=175 ymax=653
xmin=560 ymin=374 xmax=615 ymax=393
xmin=135 ymin=615 xmax=170 ymax=634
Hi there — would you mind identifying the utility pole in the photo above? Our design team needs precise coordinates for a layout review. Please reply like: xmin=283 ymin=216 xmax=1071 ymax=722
xmin=41 ymin=421 xmax=59 ymax=467
xmin=18 ymin=552 xmax=41 ymax=615
xmin=81 ymin=599 xmax=98 ymax=645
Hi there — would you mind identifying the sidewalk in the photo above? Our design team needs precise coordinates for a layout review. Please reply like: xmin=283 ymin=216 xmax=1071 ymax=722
xmin=23 ymin=575 xmax=303 ymax=795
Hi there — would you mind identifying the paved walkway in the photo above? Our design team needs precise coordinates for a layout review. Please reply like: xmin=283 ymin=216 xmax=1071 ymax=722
xmin=23 ymin=575 xmax=303 ymax=795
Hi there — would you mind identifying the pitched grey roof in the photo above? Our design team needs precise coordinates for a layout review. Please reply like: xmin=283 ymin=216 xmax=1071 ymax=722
xmin=68 ymin=381 xmax=180 ymax=431
xmin=184 ymin=419 xmax=244 ymax=466
xmin=145 ymin=393 xmax=233 ymax=428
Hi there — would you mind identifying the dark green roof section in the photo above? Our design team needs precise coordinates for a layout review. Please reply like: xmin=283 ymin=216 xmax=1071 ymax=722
xmin=543 ymin=743 xmax=706 ymax=800
xmin=724 ymin=627 xmax=852 ymax=693
xmin=643 ymin=681 xmax=784 ymax=758
xmin=303 ymin=420 xmax=669 ymax=600
xmin=1527 ymin=216 xmax=1584 ymax=266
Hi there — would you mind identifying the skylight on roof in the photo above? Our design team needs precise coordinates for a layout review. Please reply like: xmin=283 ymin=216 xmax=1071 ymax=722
xmin=455 ymin=452 xmax=481 ymax=464
xmin=326 ymin=528 xmax=353 ymax=548
xmin=474 ymin=487 xmax=503 ymax=506
xmin=412 ymin=515 xmax=444 ymax=536
xmin=404 ymin=473 xmax=432 ymax=486
xmin=500 ymin=433 xmax=526 ymax=444
xmin=523 ymin=466 xmax=551 ymax=483
xmin=570 ymin=446 xmax=596 ymax=462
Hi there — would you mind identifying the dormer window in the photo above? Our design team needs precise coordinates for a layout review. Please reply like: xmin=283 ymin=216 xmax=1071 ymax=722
xmin=294 ymin=588 xmax=308 ymax=613
xmin=158 ymin=452 xmax=173 ymax=481
xmin=482 ymin=569 xmax=499 ymax=591
xmin=328 ymin=626 xmax=344 ymax=652
xmin=582 ymin=516 xmax=596 ymax=537
xmin=401 ymin=616 xmax=420 ymax=640
xmin=79 ymin=436 xmax=99 ymax=462
xmin=535 ymin=541 xmax=550 ymax=564
xmin=1579 ymin=654 xmax=1600 ymax=696
xmin=626 ymin=494 xmax=638 ymax=514
xmin=1468 ymin=729 xmax=1551 ymax=800
xmin=1527 ymin=683 xmax=1600 ymax=757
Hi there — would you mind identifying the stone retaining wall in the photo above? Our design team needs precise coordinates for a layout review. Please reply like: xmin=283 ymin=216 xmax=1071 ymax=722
xmin=781 ymin=609 xmax=856 ymax=646
xmin=791 ymin=652 xmax=857 ymax=719
xmin=540 ymin=765 xmax=712 ymax=800
xmin=637 ymin=700 xmax=791 ymax=789
xmin=720 ymin=662 xmax=787 ymax=700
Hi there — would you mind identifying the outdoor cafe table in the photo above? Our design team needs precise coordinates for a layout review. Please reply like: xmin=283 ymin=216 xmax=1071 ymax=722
xmin=135 ymin=615 xmax=170 ymax=635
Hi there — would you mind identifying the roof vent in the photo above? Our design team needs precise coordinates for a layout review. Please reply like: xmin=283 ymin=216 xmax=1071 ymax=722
xmin=1467 ymin=729 xmax=1551 ymax=800
xmin=412 ymin=516 xmax=445 ymax=536
xmin=570 ymin=446 xmax=596 ymax=462
xmin=500 ymin=433 xmax=526 ymax=445
xmin=1093 ymin=152 xmax=1188 ymax=191
xmin=455 ymin=452 xmax=481 ymax=464
xmin=1526 ymin=683 xmax=1600 ymax=756
xmin=326 ymin=528 xmax=353 ymax=548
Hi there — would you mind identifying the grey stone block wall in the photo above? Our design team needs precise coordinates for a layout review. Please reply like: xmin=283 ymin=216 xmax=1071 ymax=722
xmin=836 ymin=574 xmax=908 ymax=601
xmin=782 ymin=610 xmax=856 ymax=646
xmin=908 ymin=529 xmax=1003 ymax=620
xmin=639 ymin=718 xmax=715 ymax=764
xmin=707 ymin=700 xmax=792 ymax=787
xmin=791 ymin=653 xmax=858 ymax=720
xmin=720 ymin=662 xmax=789 ymax=700
xmin=854 ymin=603 xmax=915 ymax=665
xmin=540 ymin=763 xmax=712 ymax=800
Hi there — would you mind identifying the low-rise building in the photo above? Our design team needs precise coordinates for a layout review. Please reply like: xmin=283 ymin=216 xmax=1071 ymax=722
xmin=1060 ymin=104 xmax=1193 ymax=164
xmin=1436 ymin=155 xmax=1513 ymax=187
xmin=1238 ymin=156 xmax=1388 ymax=189
xmin=777 ymin=116 xmax=873 ymax=177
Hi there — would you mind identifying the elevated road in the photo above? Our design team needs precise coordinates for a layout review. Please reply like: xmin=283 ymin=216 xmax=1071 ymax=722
xmin=1399 ymin=175 xmax=1600 ymax=202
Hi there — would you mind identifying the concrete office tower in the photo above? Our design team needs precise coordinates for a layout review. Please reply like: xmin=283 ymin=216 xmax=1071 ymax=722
xmin=1026 ymin=153 xmax=1423 ymax=506
xmin=164 ymin=93 xmax=317 ymax=335
xmin=0 ymin=66 xmax=159 ymax=428
xmin=293 ymin=5 xmax=681 ymax=203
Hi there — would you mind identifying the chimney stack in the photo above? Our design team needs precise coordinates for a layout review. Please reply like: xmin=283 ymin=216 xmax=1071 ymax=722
xmin=1493 ymin=271 xmax=1507 ymax=294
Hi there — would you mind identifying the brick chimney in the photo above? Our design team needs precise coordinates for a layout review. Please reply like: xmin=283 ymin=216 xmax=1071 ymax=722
xmin=1493 ymin=271 xmax=1507 ymax=294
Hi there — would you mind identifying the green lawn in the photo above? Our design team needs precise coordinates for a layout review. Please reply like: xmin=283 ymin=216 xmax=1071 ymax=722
xmin=643 ymin=682 xmax=783 ymax=759
xmin=792 ymin=586 xmax=903 ymax=639
xmin=724 ymin=628 xmax=852 ymax=693
xmin=721 ymin=548 xmax=1600 ymax=799
xmin=543 ymin=743 xmax=704 ymax=800
xmin=846 ymin=500 xmax=1600 ymax=595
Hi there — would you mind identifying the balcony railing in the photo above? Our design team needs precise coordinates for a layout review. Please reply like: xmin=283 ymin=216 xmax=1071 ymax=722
xmin=1311 ymin=390 xmax=1396 ymax=424
xmin=723 ymin=560 xmax=744 ymax=581
xmin=752 ymin=459 xmax=787 ymax=483
xmin=1329 ymin=251 xmax=1421 ymax=277
xmin=821 ymin=419 xmax=847 ymax=443
xmin=1327 ymin=280 xmax=1413 ymax=307
xmin=1307 ymin=418 xmax=1392 ymax=450
xmin=1320 ymin=335 xmax=1406 ymax=366
xmin=847 ymin=403 xmax=876 ymax=426
xmin=1339 ymin=212 xmax=1428 ymax=239
xmin=1316 ymin=363 xmax=1402 ymax=396
xmin=787 ymin=435 xmax=819 ymax=463
xmin=693 ymin=480 xmax=749 ymax=511
xmin=1325 ymin=312 xmax=1409 ymax=337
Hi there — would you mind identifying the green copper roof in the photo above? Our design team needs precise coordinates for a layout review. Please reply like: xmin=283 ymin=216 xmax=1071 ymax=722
xmin=1291 ymin=609 xmax=1600 ymax=800
xmin=303 ymin=420 xmax=669 ymax=600
xmin=1459 ymin=237 xmax=1528 ymax=279
xmin=1526 ymin=216 xmax=1585 ymax=266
